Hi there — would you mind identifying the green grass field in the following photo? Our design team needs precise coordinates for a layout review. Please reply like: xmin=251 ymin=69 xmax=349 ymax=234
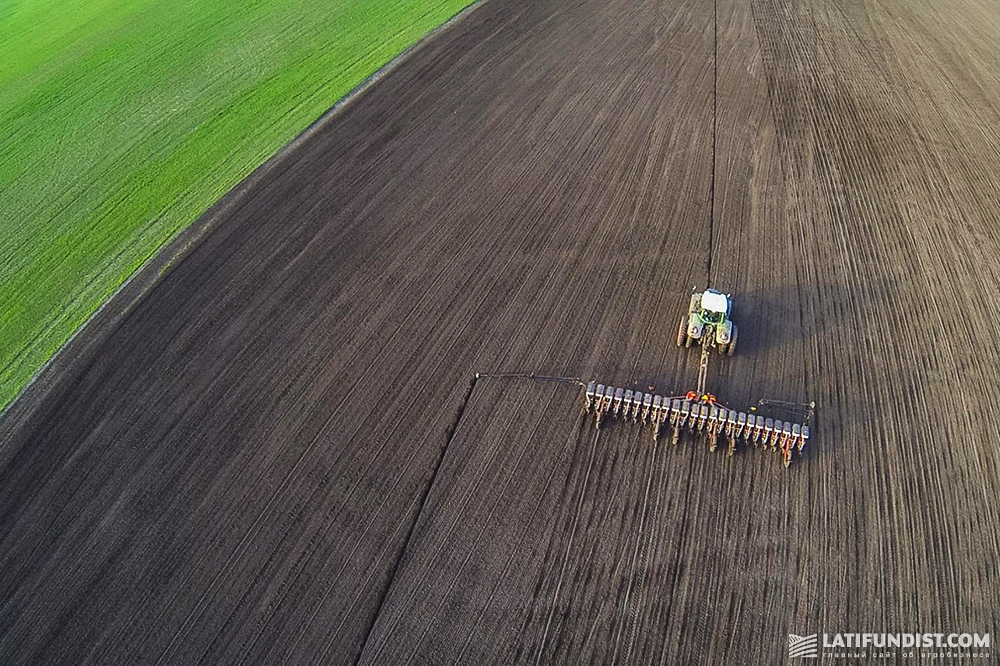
xmin=0 ymin=0 xmax=476 ymax=411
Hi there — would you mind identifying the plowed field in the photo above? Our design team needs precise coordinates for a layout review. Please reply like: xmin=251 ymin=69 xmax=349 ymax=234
xmin=2 ymin=0 xmax=999 ymax=663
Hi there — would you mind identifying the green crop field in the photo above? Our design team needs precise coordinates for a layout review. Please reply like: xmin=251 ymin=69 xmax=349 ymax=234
xmin=0 ymin=0 xmax=475 ymax=411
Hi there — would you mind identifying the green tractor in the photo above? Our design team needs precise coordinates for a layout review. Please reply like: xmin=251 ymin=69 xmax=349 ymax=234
xmin=676 ymin=288 xmax=737 ymax=355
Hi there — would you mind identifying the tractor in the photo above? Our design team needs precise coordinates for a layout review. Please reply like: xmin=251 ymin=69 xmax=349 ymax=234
xmin=677 ymin=288 xmax=737 ymax=355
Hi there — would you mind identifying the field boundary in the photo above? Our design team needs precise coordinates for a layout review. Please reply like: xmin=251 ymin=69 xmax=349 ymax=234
xmin=0 ymin=0 xmax=492 ymax=434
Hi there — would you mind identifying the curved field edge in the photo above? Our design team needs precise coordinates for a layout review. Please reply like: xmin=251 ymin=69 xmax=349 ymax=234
xmin=0 ymin=0 xmax=477 ymax=411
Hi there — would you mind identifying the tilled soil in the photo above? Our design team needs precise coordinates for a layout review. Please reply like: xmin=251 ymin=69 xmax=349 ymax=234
xmin=2 ymin=0 xmax=999 ymax=663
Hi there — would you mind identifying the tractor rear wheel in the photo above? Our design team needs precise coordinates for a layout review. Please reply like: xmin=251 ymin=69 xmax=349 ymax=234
xmin=726 ymin=324 xmax=738 ymax=356
xmin=676 ymin=317 xmax=687 ymax=347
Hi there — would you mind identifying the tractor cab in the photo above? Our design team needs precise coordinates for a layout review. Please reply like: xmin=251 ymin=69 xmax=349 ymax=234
xmin=698 ymin=290 xmax=730 ymax=324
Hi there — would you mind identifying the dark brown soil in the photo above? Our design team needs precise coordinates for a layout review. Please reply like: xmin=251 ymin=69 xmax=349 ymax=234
xmin=2 ymin=0 xmax=999 ymax=663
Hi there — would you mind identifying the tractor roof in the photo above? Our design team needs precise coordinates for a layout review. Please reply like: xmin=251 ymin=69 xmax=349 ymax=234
xmin=700 ymin=290 xmax=729 ymax=313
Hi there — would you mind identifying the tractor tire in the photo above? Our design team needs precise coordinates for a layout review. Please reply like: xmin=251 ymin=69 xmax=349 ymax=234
xmin=676 ymin=317 xmax=687 ymax=347
xmin=726 ymin=324 xmax=738 ymax=356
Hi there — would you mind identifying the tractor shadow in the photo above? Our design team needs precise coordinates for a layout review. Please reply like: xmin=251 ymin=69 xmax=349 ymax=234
xmin=726 ymin=275 xmax=895 ymax=358
xmin=708 ymin=275 xmax=897 ymax=449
